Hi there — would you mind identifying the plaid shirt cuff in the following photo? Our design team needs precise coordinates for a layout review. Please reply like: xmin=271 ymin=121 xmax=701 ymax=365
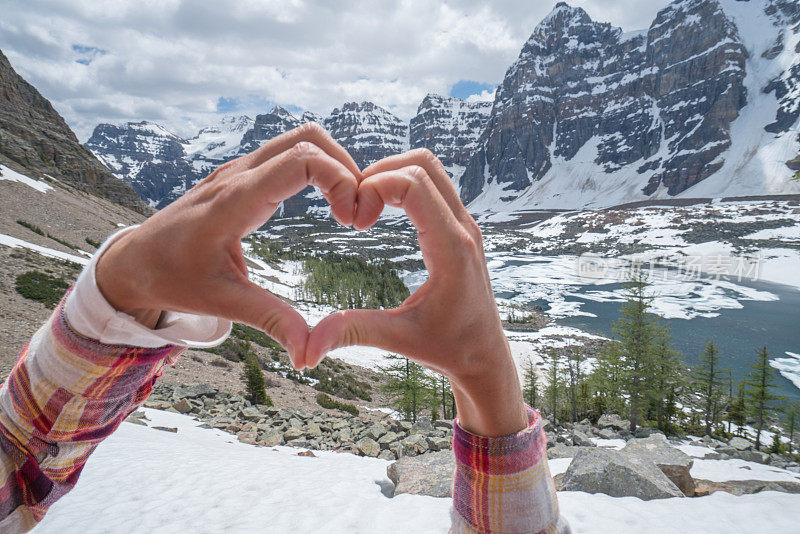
xmin=451 ymin=406 xmax=567 ymax=534
xmin=0 ymin=298 xmax=185 ymax=530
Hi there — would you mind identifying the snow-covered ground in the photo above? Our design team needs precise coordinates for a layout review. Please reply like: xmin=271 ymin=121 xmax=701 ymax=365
xmin=0 ymin=164 xmax=54 ymax=193
xmin=31 ymin=410 xmax=800 ymax=533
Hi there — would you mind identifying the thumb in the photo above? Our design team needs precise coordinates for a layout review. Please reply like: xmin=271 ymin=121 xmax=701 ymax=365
xmin=221 ymin=280 xmax=310 ymax=369
xmin=306 ymin=308 xmax=410 ymax=368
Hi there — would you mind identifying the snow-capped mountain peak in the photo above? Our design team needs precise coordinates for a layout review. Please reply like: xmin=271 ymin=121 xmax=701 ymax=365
xmin=185 ymin=115 xmax=254 ymax=161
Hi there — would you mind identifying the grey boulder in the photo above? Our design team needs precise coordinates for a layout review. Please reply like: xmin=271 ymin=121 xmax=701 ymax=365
xmin=623 ymin=434 xmax=695 ymax=496
xmin=387 ymin=451 xmax=455 ymax=498
xmin=561 ymin=448 xmax=684 ymax=500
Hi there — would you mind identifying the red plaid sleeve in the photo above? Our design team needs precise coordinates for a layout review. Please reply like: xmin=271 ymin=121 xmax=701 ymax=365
xmin=451 ymin=406 xmax=571 ymax=533
xmin=0 ymin=295 xmax=184 ymax=532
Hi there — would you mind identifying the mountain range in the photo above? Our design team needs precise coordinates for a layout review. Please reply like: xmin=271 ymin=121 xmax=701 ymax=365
xmin=85 ymin=0 xmax=800 ymax=215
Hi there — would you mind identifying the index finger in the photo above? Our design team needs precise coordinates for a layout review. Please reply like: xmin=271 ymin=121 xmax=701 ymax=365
xmin=362 ymin=149 xmax=470 ymax=223
xmin=355 ymin=165 xmax=470 ymax=277
xmin=243 ymin=122 xmax=362 ymax=180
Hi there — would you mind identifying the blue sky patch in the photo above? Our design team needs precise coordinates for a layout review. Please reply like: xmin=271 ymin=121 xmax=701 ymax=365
xmin=449 ymin=80 xmax=496 ymax=100
xmin=72 ymin=44 xmax=107 ymax=65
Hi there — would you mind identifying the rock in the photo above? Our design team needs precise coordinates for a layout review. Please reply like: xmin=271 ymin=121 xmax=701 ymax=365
xmin=337 ymin=427 xmax=352 ymax=443
xmin=258 ymin=429 xmax=285 ymax=447
xmin=152 ymin=426 xmax=178 ymax=433
xmin=305 ymin=422 xmax=323 ymax=438
xmin=699 ymin=435 xmax=727 ymax=449
xmin=284 ymin=428 xmax=304 ymax=441
xmin=542 ymin=418 xmax=554 ymax=432
xmin=623 ymin=434 xmax=695 ymax=496
xmin=364 ymin=422 xmax=387 ymax=441
xmin=400 ymin=434 xmax=430 ymax=457
xmin=125 ymin=411 xmax=148 ymax=426
xmin=728 ymin=436 xmax=753 ymax=451
xmin=597 ymin=428 xmax=619 ymax=440
xmin=571 ymin=430 xmax=595 ymax=447
xmin=734 ymin=450 xmax=770 ymax=464
xmin=634 ymin=427 xmax=660 ymax=439
xmin=387 ymin=451 xmax=455 ymax=498
xmin=288 ymin=418 xmax=303 ymax=430
xmin=356 ymin=437 xmax=381 ymax=458
xmin=239 ymin=406 xmax=262 ymax=422
xmin=237 ymin=431 xmax=258 ymax=445
xmin=561 ymin=448 xmax=684 ymax=500
xmin=693 ymin=479 xmax=800 ymax=497
xmin=297 ymin=450 xmax=317 ymax=458
xmin=597 ymin=414 xmax=629 ymax=431
xmin=377 ymin=431 xmax=399 ymax=449
xmin=411 ymin=418 xmax=434 ymax=434
xmin=548 ymin=444 xmax=591 ymax=460
xmin=378 ymin=450 xmax=397 ymax=461
xmin=427 ymin=437 xmax=452 ymax=452
xmin=171 ymin=399 xmax=193 ymax=414
xmin=174 ymin=383 xmax=217 ymax=399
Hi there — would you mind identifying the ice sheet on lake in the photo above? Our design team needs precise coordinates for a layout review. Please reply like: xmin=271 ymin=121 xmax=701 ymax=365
xmin=483 ymin=253 xmax=780 ymax=321
xmin=770 ymin=351 xmax=800 ymax=392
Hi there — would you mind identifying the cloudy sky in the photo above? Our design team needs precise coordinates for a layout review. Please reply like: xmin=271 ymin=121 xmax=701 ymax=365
xmin=1 ymin=0 xmax=665 ymax=140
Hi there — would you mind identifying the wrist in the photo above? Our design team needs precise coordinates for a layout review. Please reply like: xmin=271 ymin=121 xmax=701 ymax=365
xmin=449 ymin=342 xmax=528 ymax=437
xmin=95 ymin=230 xmax=162 ymax=329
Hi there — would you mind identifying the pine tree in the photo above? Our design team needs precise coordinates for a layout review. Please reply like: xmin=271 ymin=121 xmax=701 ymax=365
xmin=380 ymin=354 xmax=433 ymax=422
xmin=694 ymin=340 xmax=726 ymax=436
xmin=648 ymin=325 xmax=684 ymax=433
xmin=565 ymin=345 xmax=586 ymax=423
xmin=728 ymin=379 xmax=747 ymax=436
xmin=590 ymin=341 xmax=627 ymax=417
xmin=241 ymin=349 xmax=273 ymax=406
xmin=786 ymin=402 xmax=799 ymax=455
xmin=725 ymin=369 xmax=734 ymax=435
xmin=435 ymin=375 xmax=456 ymax=420
xmin=612 ymin=270 xmax=658 ymax=431
xmin=522 ymin=357 xmax=539 ymax=409
xmin=744 ymin=346 xmax=782 ymax=450
xmin=544 ymin=349 xmax=564 ymax=425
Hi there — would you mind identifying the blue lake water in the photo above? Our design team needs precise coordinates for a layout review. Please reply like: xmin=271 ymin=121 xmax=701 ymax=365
xmin=550 ymin=279 xmax=800 ymax=401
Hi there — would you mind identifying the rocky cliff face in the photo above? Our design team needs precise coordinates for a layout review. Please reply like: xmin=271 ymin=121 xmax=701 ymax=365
xmin=84 ymin=0 xmax=800 ymax=215
xmin=460 ymin=0 xmax=749 ymax=205
xmin=87 ymin=102 xmax=412 ymax=213
xmin=84 ymin=121 xmax=197 ymax=206
xmin=0 ymin=50 xmax=143 ymax=211
xmin=324 ymin=101 xmax=409 ymax=169
xmin=409 ymin=94 xmax=491 ymax=183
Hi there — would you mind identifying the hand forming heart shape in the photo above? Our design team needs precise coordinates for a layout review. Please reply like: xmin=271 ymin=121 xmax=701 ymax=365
xmin=96 ymin=122 xmax=528 ymax=436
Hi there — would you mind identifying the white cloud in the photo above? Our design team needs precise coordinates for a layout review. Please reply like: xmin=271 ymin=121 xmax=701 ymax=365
xmin=0 ymin=0 xmax=665 ymax=141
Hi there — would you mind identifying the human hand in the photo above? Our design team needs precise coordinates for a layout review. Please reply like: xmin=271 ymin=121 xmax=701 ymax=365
xmin=306 ymin=149 xmax=527 ymax=436
xmin=95 ymin=123 xmax=361 ymax=367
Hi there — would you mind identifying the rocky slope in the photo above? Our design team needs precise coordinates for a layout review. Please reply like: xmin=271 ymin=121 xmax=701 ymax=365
xmin=409 ymin=94 xmax=492 ymax=183
xmin=323 ymin=101 xmax=409 ymax=168
xmin=0 ymin=50 xmax=143 ymax=211
xmin=84 ymin=121 xmax=198 ymax=207
xmin=462 ymin=0 xmax=800 ymax=211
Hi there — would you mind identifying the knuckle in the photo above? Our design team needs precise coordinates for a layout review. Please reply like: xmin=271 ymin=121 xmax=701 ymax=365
xmin=455 ymin=228 xmax=480 ymax=256
xmin=405 ymin=164 xmax=428 ymax=183
xmin=466 ymin=218 xmax=483 ymax=241
xmin=297 ymin=121 xmax=327 ymax=138
xmin=410 ymin=147 xmax=437 ymax=164
xmin=256 ymin=309 xmax=285 ymax=343
xmin=290 ymin=140 xmax=322 ymax=159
